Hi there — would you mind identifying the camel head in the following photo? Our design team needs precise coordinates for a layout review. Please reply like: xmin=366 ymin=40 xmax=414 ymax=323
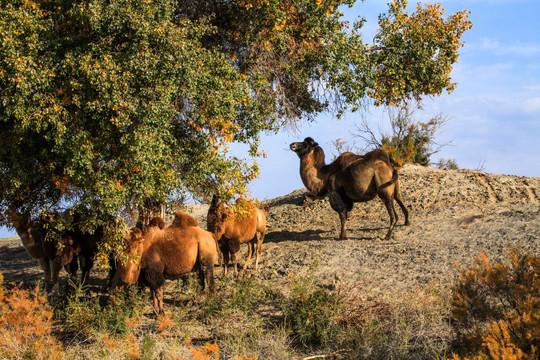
xmin=11 ymin=212 xmax=33 ymax=236
xmin=290 ymin=137 xmax=319 ymax=158
xmin=57 ymin=234 xmax=81 ymax=267
xmin=209 ymin=205 xmax=233 ymax=242
xmin=114 ymin=228 xmax=145 ymax=287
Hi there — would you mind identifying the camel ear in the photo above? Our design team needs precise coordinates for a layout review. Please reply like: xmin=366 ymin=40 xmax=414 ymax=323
xmin=304 ymin=137 xmax=318 ymax=147
xmin=211 ymin=194 xmax=222 ymax=206
xmin=130 ymin=228 xmax=143 ymax=242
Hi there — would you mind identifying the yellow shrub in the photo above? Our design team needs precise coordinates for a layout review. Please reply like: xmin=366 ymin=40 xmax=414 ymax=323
xmin=450 ymin=246 xmax=539 ymax=359
xmin=0 ymin=277 xmax=64 ymax=359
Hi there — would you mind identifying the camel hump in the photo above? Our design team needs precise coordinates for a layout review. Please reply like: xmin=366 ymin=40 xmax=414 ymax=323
xmin=363 ymin=148 xmax=391 ymax=164
xmin=171 ymin=211 xmax=200 ymax=228
xmin=335 ymin=152 xmax=362 ymax=169
xmin=148 ymin=216 xmax=166 ymax=229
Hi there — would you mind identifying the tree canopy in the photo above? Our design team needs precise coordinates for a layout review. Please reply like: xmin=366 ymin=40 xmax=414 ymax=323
xmin=0 ymin=0 xmax=471 ymax=232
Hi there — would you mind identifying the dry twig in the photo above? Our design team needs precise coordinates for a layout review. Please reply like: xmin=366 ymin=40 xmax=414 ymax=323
xmin=302 ymin=349 xmax=351 ymax=360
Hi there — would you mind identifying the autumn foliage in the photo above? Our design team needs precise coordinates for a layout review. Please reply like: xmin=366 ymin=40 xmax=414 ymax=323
xmin=451 ymin=246 xmax=539 ymax=359
xmin=370 ymin=0 xmax=472 ymax=106
xmin=0 ymin=275 xmax=64 ymax=359
xmin=0 ymin=0 xmax=471 ymax=260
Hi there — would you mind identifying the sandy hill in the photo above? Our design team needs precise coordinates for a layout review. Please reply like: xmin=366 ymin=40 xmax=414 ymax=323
xmin=1 ymin=164 xmax=539 ymax=299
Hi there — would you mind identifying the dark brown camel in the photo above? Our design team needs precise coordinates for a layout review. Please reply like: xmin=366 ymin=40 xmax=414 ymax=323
xmin=290 ymin=137 xmax=409 ymax=240
xmin=12 ymin=213 xmax=80 ymax=291
xmin=12 ymin=210 xmax=116 ymax=290
xmin=289 ymin=137 xmax=361 ymax=199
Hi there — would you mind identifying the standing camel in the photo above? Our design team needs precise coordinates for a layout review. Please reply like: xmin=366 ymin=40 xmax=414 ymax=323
xmin=12 ymin=213 xmax=80 ymax=291
xmin=290 ymin=137 xmax=409 ymax=240
xmin=207 ymin=195 xmax=269 ymax=276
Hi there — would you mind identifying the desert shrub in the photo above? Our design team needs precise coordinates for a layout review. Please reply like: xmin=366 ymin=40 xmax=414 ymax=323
xmin=435 ymin=158 xmax=459 ymax=170
xmin=174 ymin=275 xmax=286 ymax=359
xmin=355 ymin=101 xmax=449 ymax=167
xmin=0 ymin=274 xmax=64 ymax=359
xmin=226 ymin=277 xmax=275 ymax=312
xmin=450 ymin=245 xmax=539 ymax=359
xmin=54 ymin=282 xmax=146 ymax=337
xmin=193 ymin=275 xmax=275 ymax=317
xmin=330 ymin=138 xmax=359 ymax=160
xmin=338 ymin=284 xmax=452 ymax=360
xmin=282 ymin=273 xmax=342 ymax=347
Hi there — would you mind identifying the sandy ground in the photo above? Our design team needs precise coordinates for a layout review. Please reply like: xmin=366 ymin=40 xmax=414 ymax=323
xmin=1 ymin=164 xmax=539 ymax=303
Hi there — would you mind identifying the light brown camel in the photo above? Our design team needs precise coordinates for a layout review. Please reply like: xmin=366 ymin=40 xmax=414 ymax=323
xmin=113 ymin=213 xmax=216 ymax=315
xmin=290 ymin=137 xmax=409 ymax=240
xmin=207 ymin=195 xmax=269 ymax=276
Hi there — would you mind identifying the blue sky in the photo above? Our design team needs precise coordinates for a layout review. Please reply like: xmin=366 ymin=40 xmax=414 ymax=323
xmin=244 ymin=0 xmax=540 ymax=201
xmin=1 ymin=0 xmax=538 ymax=237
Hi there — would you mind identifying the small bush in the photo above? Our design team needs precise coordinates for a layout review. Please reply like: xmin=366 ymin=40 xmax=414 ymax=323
xmin=450 ymin=245 xmax=539 ymax=359
xmin=338 ymin=284 xmax=452 ymax=360
xmin=194 ymin=275 xmax=274 ymax=318
xmin=282 ymin=273 xmax=342 ymax=346
xmin=434 ymin=158 xmax=459 ymax=170
xmin=0 ymin=274 xmax=64 ymax=360
xmin=355 ymin=101 xmax=449 ymax=167
xmin=54 ymin=282 xmax=146 ymax=337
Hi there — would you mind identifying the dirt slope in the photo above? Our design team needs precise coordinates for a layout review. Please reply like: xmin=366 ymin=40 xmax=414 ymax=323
xmin=254 ymin=164 xmax=540 ymax=298
xmin=1 ymin=164 xmax=539 ymax=301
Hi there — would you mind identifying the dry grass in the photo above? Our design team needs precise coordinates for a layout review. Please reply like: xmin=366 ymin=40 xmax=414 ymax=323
xmin=1 ymin=245 xmax=537 ymax=359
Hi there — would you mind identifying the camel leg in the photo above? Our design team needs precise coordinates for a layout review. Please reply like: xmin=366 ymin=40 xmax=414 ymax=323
xmin=66 ymin=257 xmax=79 ymax=278
xmin=243 ymin=240 xmax=254 ymax=271
xmin=338 ymin=211 xmax=348 ymax=240
xmin=38 ymin=258 xmax=53 ymax=292
xmin=329 ymin=190 xmax=352 ymax=240
xmin=380 ymin=193 xmax=397 ymax=240
xmin=394 ymin=181 xmax=410 ymax=226
xmin=329 ymin=191 xmax=354 ymax=240
xmin=152 ymin=287 xmax=164 ymax=315
xmin=50 ymin=259 xmax=63 ymax=289
xmin=254 ymin=232 xmax=264 ymax=271
xmin=231 ymin=251 xmax=239 ymax=277
xmin=106 ymin=254 xmax=117 ymax=289
xmin=216 ymin=244 xmax=223 ymax=267
xmin=222 ymin=250 xmax=230 ymax=277
xmin=79 ymin=254 xmax=94 ymax=287
xmin=200 ymin=258 xmax=215 ymax=294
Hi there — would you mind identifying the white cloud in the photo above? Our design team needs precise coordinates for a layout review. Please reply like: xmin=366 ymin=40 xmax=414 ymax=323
xmin=478 ymin=37 xmax=540 ymax=56
xmin=522 ymin=97 xmax=540 ymax=113
xmin=523 ymin=84 xmax=540 ymax=91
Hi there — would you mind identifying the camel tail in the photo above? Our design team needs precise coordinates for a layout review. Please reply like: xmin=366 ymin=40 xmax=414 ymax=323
xmin=378 ymin=169 xmax=399 ymax=191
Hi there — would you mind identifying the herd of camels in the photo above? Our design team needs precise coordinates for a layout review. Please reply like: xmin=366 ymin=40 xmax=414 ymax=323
xmin=10 ymin=137 xmax=410 ymax=314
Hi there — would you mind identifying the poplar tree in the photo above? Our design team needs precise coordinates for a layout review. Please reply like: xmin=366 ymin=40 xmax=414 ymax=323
xmin=0 ymin=0 xmax=471 ymax=237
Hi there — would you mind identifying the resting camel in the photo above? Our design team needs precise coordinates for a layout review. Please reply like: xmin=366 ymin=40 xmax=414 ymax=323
xmin=113 ymin=212 xmax=216 ymax=315
xmin=12 ymin=213 xmax=80 ymax=291
xmin=207 ymin=195 xmax=269 ymax=277
xmin=290 ymin=137 xmax=409 ymax=240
